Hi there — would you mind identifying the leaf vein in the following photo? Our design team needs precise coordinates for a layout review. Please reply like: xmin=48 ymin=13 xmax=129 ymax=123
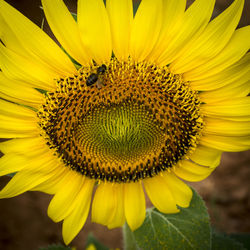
xmin=151 ymin=210 xmax=194 ymax=249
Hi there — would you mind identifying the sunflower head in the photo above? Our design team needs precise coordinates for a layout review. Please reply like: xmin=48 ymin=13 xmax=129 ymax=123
xmin=38 ymin=58 xmax=203 ymax=183
xmin=0 ymin=0 xmax=249 ymax=245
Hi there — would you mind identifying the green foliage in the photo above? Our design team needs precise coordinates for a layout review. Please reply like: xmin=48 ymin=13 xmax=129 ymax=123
xmin=124 ymin=189 xmax=211 ymax=250
xmin=85 ymin=233 xmax=109 ymax=250
xmin=229 ymin=233 xmax=250 ymax=249
xmin=39 ymin=244 xmax=71 ymax=250
xmin=212 ymin=233 xmax=246 ymax=250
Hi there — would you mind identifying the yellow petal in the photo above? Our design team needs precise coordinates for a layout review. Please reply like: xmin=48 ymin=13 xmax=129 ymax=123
xmin=147 ymin=0 xmax=186 ymax=62
xmin=129 ymin=0 xmax=163 ymax=62
xmin=0 ymin=149 xmax=57 ymax=177
xmin=0 ymin=114 xmax=39 ymax=138
xmin=200 ymin=134 xmax=250 ymax=152
xmin=0 ymin=129 xmax=38 ymax=138
xmin=0 ymin=73 xmax=44 ymax=106
xmin=31 ymin=166 xmax=68 ymax=194
xmin=203 ymin=117 xmax=250 ymax=137
xmin=189 ymin=145 xmax=222 ymax=168
xmin=0 ymin=95 xmax=39 ymax=110
xmin=0 ymin=153 xmax=27 ymax=176
xmin=0 ymin=137 xmax=46 ymax=154
xmin=0 ymin=91 xmax=41 ymax=110
xmin=124 ymin=181 xmax=145 ymax=231
xmin=191 ymin=52 xmax=250 ymax=91
xmin=200 ymin=79 xmax=250 ymax=103
xmin=184 ymin=26 xmax=250 ymax=81
xmin=157 ymin=0 xmax=215 ymax=66
xmin=106 ymin=0 xmax=133 ymax=61
xmin=42 ymin=0 xmax=91 ymax=65
xmin=0 ymin=99 xmax=36 ymax=118
xmin=0 ymin=159 xmax=60 ymax=198
xmin=201 ymin=98 xmax=250 ymax=118
xmin=170 ymin=0 xmax=244 ymax=73
xmin=0 ymin=0 xmax=76 ymax=76
xmin=107 ymin=184 xmax=125 ymax=229
xmin=0 ymin=43 xmax=56 ymax=91
xmin=162 ymin=173 xmax=192 ymax=208
xmin=92 ymin=182 xmax=116 ymax=225
xmin=144 ymin=175 xmax=179 ymax=212
xmin=47 ymin=171 xmax=84 ymax=222
xmin=78 ymin=0 xmax=112 ymax=63
xmin=173 ymin=160 xmax=216 ymax=182
xmin=0 ymin=111 xmax=37 ymax=124
xmin=62 ymin=178 xmax=95 ymax=245
xmin=0 ymin=15 xmax=27 ymax=57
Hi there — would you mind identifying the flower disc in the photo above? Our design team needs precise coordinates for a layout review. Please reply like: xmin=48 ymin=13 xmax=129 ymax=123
xmin=38 ymin=59 xmax=203 ymax=182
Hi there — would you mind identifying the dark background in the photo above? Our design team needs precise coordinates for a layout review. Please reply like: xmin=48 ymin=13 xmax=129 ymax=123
xmin=0 ymin=0 xmax=250 ymax=249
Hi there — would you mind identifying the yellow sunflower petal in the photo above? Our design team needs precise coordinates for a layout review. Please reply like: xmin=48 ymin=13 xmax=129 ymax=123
xmin=106 ymin=0 xmax=133 ymax=61
xmin=191 ymin=52 xmax=250 ymax=91
xmin=200 ymin=79 xmax=250 ymax=103
xmin=0 ymin=93 xmax=40 ymax=110
xmin=0 ymin=154 xmax=27 ymax=176
xmin=170 ymin=0 xmax=244 ymax=73
xmin=0 ymin=149 xmax=56 ymax=177
xmin=189 ymin=145 xmax=222 ymax=168
xmin=124 ymin=181 xmax=145 ymax=231
xmin=0 ymin=99 xmax=36 ymax=118
xmin=0 ymin=159 xmax=60 ymax=198
xmin=0 ymin=137 xmax=46 ymax=154
xmin=47 ymin=171 xmax=84 ymax=223
xmin=78 ymin=0 xmax=112 ymax=63
xmin=129 ymin=0 xmax=162 ymax=62
xmin=0 ymin=43 xmax=56 ymax=91
xmin=184 ymin=26 xmax=250 ymax=81
xmin=147 ymin=0 xmax=186 ymax=62
xmin=201 ymin=98 xmax=250 ymax=118
xmin=31 ymin=166 xmax=68 ymax=194
xmin=107 ymin=184 xmax=125 ymax=229
xmin=200 ymin=134 xmax=250 ymax=152
xmin=0 ymin=114 xmax=39 ymax=138
xmin=92 ymin=182 xmax=116 ymax=225
xmin=144 ymin=174 xmax=180 ymax=213
xmin=0 ymin=0 xmax=76 ymax=76
xmin=173 ymin=160 xmax=216 ymax=182
xmin=0 ymin=74 xmax=44 ymax=106
xmin=62 ymin=178 xmax=95 ymax=245
xmin=42 ymin=0 xmax=91 ymax=65
xmin=204 ymin=117 xmax=250 ymax=137
xmin=0 ymin=15 xmax=27 ymax=57
xmin=157 ymin=0 xmax=215 ymax=66
xmin=162 ymin=172 xmax=192 ymax=208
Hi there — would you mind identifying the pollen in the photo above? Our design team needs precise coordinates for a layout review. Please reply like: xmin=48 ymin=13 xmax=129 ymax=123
xmin=38 ymin=58 xmax=203 ymax=183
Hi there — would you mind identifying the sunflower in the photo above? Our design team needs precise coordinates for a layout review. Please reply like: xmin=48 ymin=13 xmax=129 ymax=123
xmin=0 ymin=0 xmax=249 ymax=245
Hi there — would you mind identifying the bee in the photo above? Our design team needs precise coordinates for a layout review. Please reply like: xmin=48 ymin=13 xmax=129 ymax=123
xmin=86 ymin=64 xmax=107 ymax=89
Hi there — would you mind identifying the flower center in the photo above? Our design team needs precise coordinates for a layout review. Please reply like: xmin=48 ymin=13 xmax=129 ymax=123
xmin=38 ymin=58 xmax=203 ymax=183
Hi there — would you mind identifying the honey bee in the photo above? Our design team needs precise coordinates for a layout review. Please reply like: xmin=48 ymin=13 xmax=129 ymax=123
xmin=86 ymin=64 xmax=107 ymax=89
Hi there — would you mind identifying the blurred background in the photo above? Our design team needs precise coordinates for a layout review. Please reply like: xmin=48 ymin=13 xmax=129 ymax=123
xmin=0 ymin=0 xmax=249 ymax=249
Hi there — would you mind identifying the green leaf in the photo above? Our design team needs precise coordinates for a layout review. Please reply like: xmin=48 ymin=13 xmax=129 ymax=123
xmin=128 ymin=189 xmax=211 ymax=250
xmin=39 ymin=244 xmax=70 ymax=250
xmin=212 ymin=233 xmax=246 ymax=250
xmin=85 ymin=233 xmax=109 ymax=250
xmin=229 ymin=233 xmax=250 ymax=249
xmin=123 ymin=223 xmax=140 ymax=250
